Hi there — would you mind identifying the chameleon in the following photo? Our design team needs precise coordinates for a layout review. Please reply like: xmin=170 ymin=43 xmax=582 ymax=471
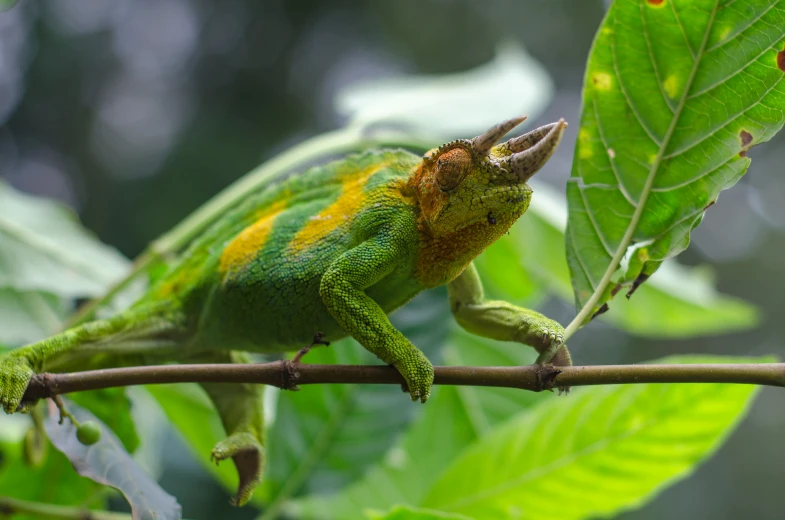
xmin=0 ymin=116 xmax=571 ymax=505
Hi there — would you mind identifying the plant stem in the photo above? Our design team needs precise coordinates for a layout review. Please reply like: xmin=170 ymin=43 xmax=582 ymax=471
xmin=21 ymin=362 xmax=785 ymax=403
xmin=0 ymin=496 xmax=130 ymax=520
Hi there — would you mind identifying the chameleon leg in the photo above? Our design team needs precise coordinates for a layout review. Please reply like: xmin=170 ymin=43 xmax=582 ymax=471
xmin=448 ymin=262 xmax=572 ymax=367
xmin=320 ymin=235 xmax=434 ymax=402
xmin=191 ymin=351 xmax=266 ymax=507
xmin=0 ymin=305 xmax=185 ymax=414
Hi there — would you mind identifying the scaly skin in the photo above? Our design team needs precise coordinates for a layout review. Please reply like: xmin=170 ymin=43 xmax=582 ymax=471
xmin=0 ymin=116 xmax=570 ymax=505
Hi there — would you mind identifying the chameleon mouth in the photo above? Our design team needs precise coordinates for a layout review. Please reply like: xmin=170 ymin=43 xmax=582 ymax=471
xmin=471 ymin=117 xmax=568 ymax=183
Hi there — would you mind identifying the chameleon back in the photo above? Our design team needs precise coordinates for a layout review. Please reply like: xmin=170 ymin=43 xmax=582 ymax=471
xmin=139 ymin=149 xmax=424 ymax=352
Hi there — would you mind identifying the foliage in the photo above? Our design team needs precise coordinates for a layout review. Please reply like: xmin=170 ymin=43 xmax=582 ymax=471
xmin=44 ymin=400 xmax=181 ymax=519
xmin=566 ymin=0 xmax=785 ymax=318
xmin=1 ymin=1 xmax=784 ymax=520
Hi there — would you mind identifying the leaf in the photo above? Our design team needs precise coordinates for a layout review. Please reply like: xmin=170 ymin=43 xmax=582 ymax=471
xmin=0 ymin=412 xmax=102 ymax=518
xmin=145 ymin=383 xmax=239 ymax=492
xmin=493 ymin=181 xmax=759 ymax=337
xmin=366 ymin=506 xmax=474 ymax=520
xmin=45 ymin=399 xmax=181 ymax=520
xmin=566 ymin=0 xmax=785 ymax=316
xmin=0 ymin=289 xmax=67 ymax=346
xmin=0 ymin=180 xmax=129 ymax=298
xmin=264 ymin=290 xmax=452 ymax=509
xmin=336 ymin=42 xmax=553 ymax=142
xmin=421 ymin=356 xmax=763 ymax=520
xmin=287 ymin=328 xmax=549 ymax=520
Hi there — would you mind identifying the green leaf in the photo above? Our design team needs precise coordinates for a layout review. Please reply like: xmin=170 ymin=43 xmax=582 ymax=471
xmin=421 ymin=356 xmax=763 ymax=520
xmin=145 ymin=383 xmax=239 ymax=492
xmin=0 ymin=180 xmax=129 ymax=298
xmin=44 ymin=399 xmax=182 ymax=520
xmin=287 ymin=329 xmax=549 ymax=520
xmin=566 ymin=0 xmax=785 ymax=316
xmin=0 ymin=289 xmax=67 ymax=346
xmin=336 ymin=42 xmax=553 ymax=143
xmin=482 ymin=181 xmax=758 ymax=337
xmin=366 ymin=505 xmax=473 ymax=520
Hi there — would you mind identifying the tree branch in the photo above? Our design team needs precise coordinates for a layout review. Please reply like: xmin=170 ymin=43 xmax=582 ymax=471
xmin=21 ymin=361 xmax=785 ymax=403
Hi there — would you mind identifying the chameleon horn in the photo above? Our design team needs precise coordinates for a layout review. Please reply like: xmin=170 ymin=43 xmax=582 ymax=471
xmin=505 ymin=122 xmax=560 ymax=153
xmin=501 ymin=119 xmax=567 ymax=182
xmin=471 ymin=115 xmax=528 ymax=156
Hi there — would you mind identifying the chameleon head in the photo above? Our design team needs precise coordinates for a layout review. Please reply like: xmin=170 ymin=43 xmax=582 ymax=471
xmin=409 ymin=116 xmax=567 ymax=235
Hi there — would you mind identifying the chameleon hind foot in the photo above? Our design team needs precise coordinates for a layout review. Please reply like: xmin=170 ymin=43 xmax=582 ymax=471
xmin=211 ymin=432 xmax=266 ymax=506
xmin=0 ymin=352 xmax=35 ymax=414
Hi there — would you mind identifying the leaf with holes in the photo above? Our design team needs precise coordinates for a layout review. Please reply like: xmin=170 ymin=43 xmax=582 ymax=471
xmin=421 ymin=356 xmax=763 ymax=520
xmin=566 ymin=0 xmax=785 ymax=318
xmin=0 ymin=180 xmax=129 ymax=298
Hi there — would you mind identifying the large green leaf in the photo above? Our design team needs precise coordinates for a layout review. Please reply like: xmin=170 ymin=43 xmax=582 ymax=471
xmin=421 ymin=356 xmax=763 ymax=520
xmin=286 ymin=329 xmax=550 ymax=520
xmin=366 ymin=506 xmax=473 ymax=520
xmin=481 ymin=181 xmax=758 ymax=337
xmin=566 ymin=0 xmax=785 ymax=316
xmin=0 ymin=180 xmax=129 ymax=298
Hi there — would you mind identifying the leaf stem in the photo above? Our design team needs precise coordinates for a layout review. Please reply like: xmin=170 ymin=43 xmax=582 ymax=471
xmin=21 ymin=362 xmax=785 ymax=403
xmin=0 ymin=496 xmax=131 ymax=520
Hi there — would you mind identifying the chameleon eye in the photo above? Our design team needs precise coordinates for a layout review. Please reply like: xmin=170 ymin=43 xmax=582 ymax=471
xmin=434 ymin=148 xmax=471 ymax=191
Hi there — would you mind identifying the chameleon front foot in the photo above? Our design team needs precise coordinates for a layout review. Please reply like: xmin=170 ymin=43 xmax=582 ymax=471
xmin=0 ymin=353 xmax=35 ymax=414
xmin=211 ymin=432 xmax=266 ymax=506
xmin=393 ymin=349 xmax=434 ymax=403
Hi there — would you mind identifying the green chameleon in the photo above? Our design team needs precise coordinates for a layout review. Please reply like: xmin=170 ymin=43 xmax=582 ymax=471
xmin=0 ymin=116 xmax=571 ymax=505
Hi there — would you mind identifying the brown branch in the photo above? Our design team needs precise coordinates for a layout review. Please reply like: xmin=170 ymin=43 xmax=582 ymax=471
xmin=21 ymin=361 xmax=785 ymax=403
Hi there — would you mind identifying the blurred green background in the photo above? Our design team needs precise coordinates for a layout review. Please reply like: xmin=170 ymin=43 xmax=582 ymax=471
xmin=0 ymin=0 xmax=784 ymax=518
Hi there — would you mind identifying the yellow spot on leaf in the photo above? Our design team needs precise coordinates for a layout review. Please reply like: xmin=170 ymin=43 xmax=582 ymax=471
xmin=289 ymin=164 xmax=386 ymax=253
xmin=591 ymin=72 xmax=612 ymax=91
xmin=663 ymin=74 xmax=681 ymax=99
xmin=219 ymin=200 xmax=288 ymax=275
xmin=578 ymin=129 xmax=594 ymax=159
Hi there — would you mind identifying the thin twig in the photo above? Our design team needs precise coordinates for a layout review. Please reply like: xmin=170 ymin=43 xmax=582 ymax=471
xmin=21 ymin=362 xmax=785 ymax=404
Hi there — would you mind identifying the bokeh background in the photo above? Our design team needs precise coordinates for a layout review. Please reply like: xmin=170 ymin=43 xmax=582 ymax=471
xmin=1 ymin=0 xmax=784 ymax=519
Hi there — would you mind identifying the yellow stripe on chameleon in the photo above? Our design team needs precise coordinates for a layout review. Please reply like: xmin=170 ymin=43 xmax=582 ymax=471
xmin=289 ymin=164 xmax=385 ymax=253
xmin=219 ymin=200 xmax=288 ymax=275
